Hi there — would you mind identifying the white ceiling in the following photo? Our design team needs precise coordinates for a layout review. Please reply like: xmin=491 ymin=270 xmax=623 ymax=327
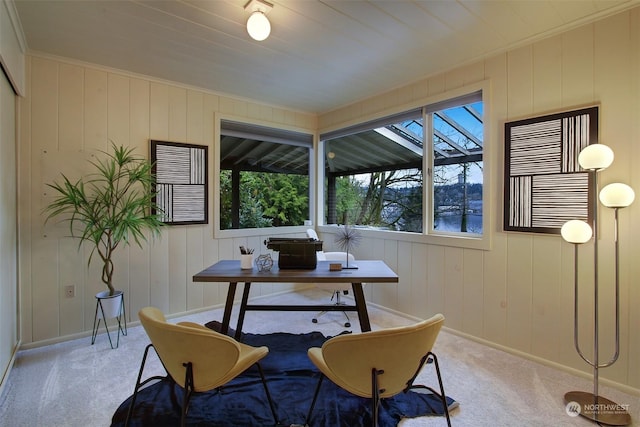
xmin=13 ymin=0 xmax=640 ymax=113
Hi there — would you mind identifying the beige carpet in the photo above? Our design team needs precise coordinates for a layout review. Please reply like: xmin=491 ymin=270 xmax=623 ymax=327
xmin=0 ymin=288 xmax=638 ymax=426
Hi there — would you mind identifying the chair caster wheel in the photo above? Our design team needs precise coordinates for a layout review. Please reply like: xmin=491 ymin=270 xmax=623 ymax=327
xmin=345 ymin=322 xmax=351 ymax=328
xmin=312 ymin=319 xmax=318 ymax=323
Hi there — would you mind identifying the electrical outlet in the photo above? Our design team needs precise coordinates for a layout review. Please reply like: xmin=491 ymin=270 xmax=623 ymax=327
xmin=64 ymin=285 xmax=75 ymax=298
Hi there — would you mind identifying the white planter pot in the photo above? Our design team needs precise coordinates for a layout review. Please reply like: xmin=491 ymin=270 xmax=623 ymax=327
xmin=92 ymin=290 xmax=127 ymax=349
xmin=95 ymin=290 xmax=124 ymax=319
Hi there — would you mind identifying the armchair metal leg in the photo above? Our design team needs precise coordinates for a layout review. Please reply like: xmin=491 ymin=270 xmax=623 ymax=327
xmin=305 ymin=374 xmax=325 ymax=426
xmin=404 ymin=351 xmax=452 ymax=427
xmin=181 ymin=362 xmax=195 ymax=427
xmin=256 ymin=362 xmax=279 ymax=425
xmin=125 ymin=344 xmax=166 ymax=427
xmin=428 ymin=351 xmax=452 ymax=427
xmin=371 ymin=368 xmax=384 ymax=427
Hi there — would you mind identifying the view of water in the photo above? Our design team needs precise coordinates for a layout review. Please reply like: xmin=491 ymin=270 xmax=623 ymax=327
xmin=434 ymin=214 xmax=483 ymax=234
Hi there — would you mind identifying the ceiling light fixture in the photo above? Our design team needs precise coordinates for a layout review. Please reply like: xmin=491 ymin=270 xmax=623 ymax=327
xmin=244 ymin=0 xmax=273 ymax=41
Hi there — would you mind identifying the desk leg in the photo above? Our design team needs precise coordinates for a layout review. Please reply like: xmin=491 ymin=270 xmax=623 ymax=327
xmin=221 ymin=282 xmax=238 ymax=336
xmin=352 ymin=282 xmax=371 ymax=332
xmin=235 ymin=282 xmax=251 ymax=340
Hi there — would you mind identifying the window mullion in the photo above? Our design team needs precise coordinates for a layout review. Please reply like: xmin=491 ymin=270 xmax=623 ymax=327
xmin=424 ymin=110 xmax=434 ymax=235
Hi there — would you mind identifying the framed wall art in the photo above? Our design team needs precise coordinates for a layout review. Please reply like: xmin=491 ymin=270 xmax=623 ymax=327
xmin=151 ymin=140 xmax=208 ymax=225
xmin=503 ymin=106 xmax=598 ymax=234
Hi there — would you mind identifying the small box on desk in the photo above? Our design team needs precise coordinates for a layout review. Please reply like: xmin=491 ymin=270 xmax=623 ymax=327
xmin=265 ymin=237 xmax=322 ymax=269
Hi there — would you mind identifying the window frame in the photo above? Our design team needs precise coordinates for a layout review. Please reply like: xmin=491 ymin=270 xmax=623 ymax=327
xmin=213 ymin=114 xmax=316 ymax=239
xmin=316 ymin=82 xmax=491 ymax=250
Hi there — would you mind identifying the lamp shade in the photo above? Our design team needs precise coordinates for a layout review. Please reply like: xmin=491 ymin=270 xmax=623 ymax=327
xmin=247 ymin=11 xmax=270 ymax=41
xmin=599 ymin=183 xmax=635 ymax=208
xmin=561 ymin=220 xmax=593 ymax=244
xmin=578 ymin=144 xmax=614 ymax=171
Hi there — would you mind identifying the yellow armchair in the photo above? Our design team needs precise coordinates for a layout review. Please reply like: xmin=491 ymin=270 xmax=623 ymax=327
xmin=306 ymin=313 xmax=451 ymax=426
xmin=125 ymin=307 xmax=278 ymax=427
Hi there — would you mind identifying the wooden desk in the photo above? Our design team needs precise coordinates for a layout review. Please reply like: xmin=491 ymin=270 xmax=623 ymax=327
xmin=192 ymin=260 xmax=398 ymax=339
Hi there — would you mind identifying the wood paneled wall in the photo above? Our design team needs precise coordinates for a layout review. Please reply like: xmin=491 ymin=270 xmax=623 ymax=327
xmin=18 ymin=7 xmax=640 ymax=394
xmin=320 ymin=8 xmax=640 ymax=392
xmin=19 ymin=56 xmax=316 ymax=345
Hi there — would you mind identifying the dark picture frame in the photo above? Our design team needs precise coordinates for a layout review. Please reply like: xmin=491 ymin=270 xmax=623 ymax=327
xmin=151 ymin=140 xmax=208 ymax=225
xmin=503 ymin=106 xmax=598 ymax=234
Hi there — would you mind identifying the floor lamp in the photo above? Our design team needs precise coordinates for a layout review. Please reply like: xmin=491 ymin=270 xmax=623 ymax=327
xmin=560 ymin=144 xmax=633 ymax=426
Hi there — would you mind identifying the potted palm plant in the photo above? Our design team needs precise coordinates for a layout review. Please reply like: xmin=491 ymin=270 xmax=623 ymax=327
xmin=44 ymin=143 xmax=163 ymax=345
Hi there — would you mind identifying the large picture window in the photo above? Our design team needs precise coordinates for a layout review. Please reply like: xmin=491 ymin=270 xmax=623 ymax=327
xmin=320 ymin=90 xmax=484 ymax=237
xmin=218 ymin=120 xmax=313 ymax=231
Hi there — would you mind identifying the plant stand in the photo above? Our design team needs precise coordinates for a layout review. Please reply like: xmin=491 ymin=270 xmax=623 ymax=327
xmin=92 ymin=290 xmax=127 ymax=349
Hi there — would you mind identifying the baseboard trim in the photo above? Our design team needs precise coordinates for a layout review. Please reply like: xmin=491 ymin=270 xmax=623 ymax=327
xmin=0 ymin=338 xmax=21 ymax=401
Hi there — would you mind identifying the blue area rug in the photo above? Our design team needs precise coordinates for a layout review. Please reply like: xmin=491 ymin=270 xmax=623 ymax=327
xmin=111 ymin=330 xmax=456 ymax=426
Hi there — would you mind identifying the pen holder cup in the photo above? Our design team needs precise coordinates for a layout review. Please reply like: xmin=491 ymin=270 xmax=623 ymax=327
xmin=240 ymin=254 xmax=253 ymax=269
